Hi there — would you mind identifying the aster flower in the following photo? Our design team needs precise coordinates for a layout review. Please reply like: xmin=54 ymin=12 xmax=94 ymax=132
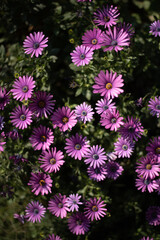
xmin=84 ymin=145 xmax=107 ymax=168
xmin=93 ymin=5 xmax=120 ymax=28
xmin=0 ymin=87 xmax=10 ymax=110
xmin=29 ymin=91 xmax=55 ymax=118
xmin=106 ymin=161 xmax=124 ymax=180
xmin=149 ymin=20 xmax=160 ymax=37
xmin=87 ymin=165 xmax=107 ymax=181
xmin=45 ymin=234 xmax=62 ymax=240
xmin=140 ymin=237 xmax=154 ymax=240
xmin=117 ymin=22 xmax=135 ymax=38
xmin=14 ymin=213 xmax=27 ymax=224
xmin=29 ymin=125 xmax=54 ymax=151
xmin=66 ymin=194 xmax=83 ymax=212
xmin=48 ymin=193 xmax=69 ymax=218
xmin=118 ymin=116 xmax=144 ymax=142
xmin=148 ymin=97 xmax=160 ymax=118
xmin=114 ymin=137 xmax=134 ymax=158
xmin=0 ymin=132 xmax=6 ymax=152
xmin=135 ymin=177 xmax=159 ymax=193
xmin=84 ymin=197 xmax=107 ymax=221
xmin=25 ymin=201 xmax=46 ymax=223
xmin=28 ymin=172 xmax=52 ymax=195
xmin=68 ymin=212 xmax=90 ymax=235
xmin=65 ymin=133 xmax=90 ymax=160
xmin=70 ymin=45 xmax=94 ymax=67
xmin=102 ymin=27 xmax=130 ymax=52
xmin=95 ymin=98 xmax=116 ymax=115
xmin=146 ymin=137 xmax=160 ymax=161
xmin=39 ymin=147 xmax=64 ymax=173
xmin=7 ymin=129 xmax=22 ymax=140
xmin=135 ymin=97 xmax=143 ymax=107
xmin=146 ymin=206 xmax=160 ymax=226
xmin=100 ymin=109 xmax=124 ymax=131
xmin=0 ymin=116 xmax=4 ymax=130
xmin=136 ymin=154 xmax=160 ymax=179
xmin=23 ymin=32 xmax=48 ymax=57
xmin=75 ymin=102 xmax=94 ymax=124
xmin=11 ymin=75 xmax=35 ymax=101
xmin=10 ymin=105 xmax=32 ymax=129
xmin=93 ymin=70 xmax=124 ymax=99
xmin=82 ymin=28 xmax=103 ymax=50
xmin=51 ymin=106 xmax=77 ymax=132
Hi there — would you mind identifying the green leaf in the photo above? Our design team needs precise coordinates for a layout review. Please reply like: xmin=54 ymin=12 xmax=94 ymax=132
xmin=75 ymin=87 xmax=82 ymax=97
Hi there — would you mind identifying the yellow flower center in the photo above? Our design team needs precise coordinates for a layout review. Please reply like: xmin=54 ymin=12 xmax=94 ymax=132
xmin=39 ymin=179 xmax=45 ymax=186
xmin=41 ymin=135 xmax=46 ymax=142
xmin=50 ymin=158 xmax=56 ymax=165
xmin=58 ymin=203 xmax=63 ymax=208
xmin=75 ymin=144 xmax=81 ymax=150
xmin=106 ymin=83 xmax=112 ymax=90
xmin=104 ymin=16 xmax=110 ymax=22
xmin=38 ymin=101 xmax=45 ymax=108
xmin=20 ymin=114 xmax=26 ymax=121
xmin=22 ymin=85 xmax=28 ymax=93
xmin=91 ymin=38 xmax=98 ymax=45
xmin=156 ymin=147 xmax=160 ymax=154
xmin=62 ymin=117 xmax=69 ymax=123
xmin=92 ymin=205 xmax=98 ymax=212
xmin=146 ymin=164 xmax=152 ymax=170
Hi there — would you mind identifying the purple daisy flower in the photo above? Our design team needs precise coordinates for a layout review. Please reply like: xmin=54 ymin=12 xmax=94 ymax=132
xmin=114 ymin=137 xmax=135 ymax=158
xmin=149 ymin=20 xmax=160 ymax=37
xmin=66 ymin=194 xmax=83 ymax=212
xmin=135 ymin=177 xmax=159 ymax=193
xmin=29 ymin=91 xmax=55 ymax=118
xmin=51 ymin=106 xmax=77 ymax=132
xmin=106 ymin=161 xmax=124 ymax=180
xmin=0 ymin=87 xmax=10 ymax=110
xmin=10 ymin=105 xmax=32 ymax=129
xmin=84 ymin=145 xmax=107 ymax=168
xmin=100 ymin=109 xmax=124 ymax=131
xmin=87 ymin=165 xmax=107 ymax=181
xmin=45 ymin=234 xmax=62 ymax=240
xmin=95 ymin=98 xmax=116 ymax=115
xmin=136 ymin=154 xmax=160 ymax=179
xmin=29 ymin=125 xmax=54 ymax=151
xmin=146 ymin=206 xmax=160 ymax=226
xmin=10 ymin=154 xmax=28 ymax=164
xmin=68 ymin=212 xmax=90 ymax=235
xmin=65 ymin=133 xmax=90 ymax=160
xmin=155 ymin=179 xmax=160 ymax=195
xmin=25 ymin=201 xmax=46 ymax=223
xmin=84 ymin=197 xmax=107 ymax=221
xmin=28 ymin=172 xmax=52 ymax=195
xmin=75 ymin=102 xmax=94 ymax=124
xmin=0 ymin=132 xmax=6 ymax=152
xmin=93 ymin=70 xmax=124 ymax=99
xmin=117 ymin=22 xmax=135 ymax=38
xmin=118 ymin=116 xmax=144 ymax=142
xmin=7 ymin=129 xmax=22 ymax=140
xmin=14 ymin=213 xmax=27 ymax=224
xmin=11 ymin=75 xmax=35 ymax=101
xmin=70 ymin=45 xmax=94 ymax=67
xmin=140 ymin=237 xmax=154 ymax=240
xmin=23 ymin=32 xmax=48 ymax=57
xmin=148 ymin=97 xmax=160 ymax=118
xmin=82 ymin=28 xmax=103 ymax=50
xmin=48 ymin=193 xmax=69 ymax=218
xmin=102 ymin=27 xmax=130 ymax=52
xmin=0 ymin=115 xmax=4 ymax=130
xmin=39 ymin=147 xmax=64 ymax=173
xmin=146 ymin=137 xmax=160 ymax=161
xmin=93 ymin=5 xmax=120 ymax=28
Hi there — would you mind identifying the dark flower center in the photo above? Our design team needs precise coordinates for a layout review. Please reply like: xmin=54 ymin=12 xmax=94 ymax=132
xmin=39 ymin=179 xmax=45 ymax=186
xmin=73 ymin=200 xmax=77 ymax=204
xmin=156 ymin=27 xmax=160 ymax=32
xmin=103 ymin=105 xmax=108 ymax=110
xmin=58 ymin=203 xmax=63 ymax=208
xmin=156 ymin=105 xmax=160 ymax=110
xmin=146 ymin=164 xmax=152 ymax=170
xmin=95 ymin=168 xmax=101 ymax=174
xmin=41 ymin=135 xmax=47 ymax=142
xmin=62 ymin=117 xmax=69 ymax=123
xmin=80 ymin=54 xmax=85 ymax=60
xmin=50 ymin=158 xmax=56 ymax=165
xmin=20 ymin=114 xmax=26 ymax=121
xmin=128 ymin=126 xmax=134 ymax=132
xmin=106 ymin=83 xmax=112 ymax=90
xmin=103 ymin=16 xmax=110 ymax=22
xmin=111 ymin=118 xmax=116 ymax=124
xmin=144 ymin=179 xmax=151 ymax=185
xmin=122 ymin=144 xmax=128 ymax=151
xmin=93 ymin=154 xmax=99 ymax=160
xmin=155 ymin=147 xmax=160 ymax=154
xmin=33 ymin=42 xmax=39 ymax=49
xmin=92 ymin=205 xmax=98 ymax=212
xmin=81 ymin=110 xmax=87 ymax=116
xmin=91 ymin=38 xmax=98 ymax=45
xmin=110 ymin=166 xmax=116 ymax=173
xmin=22 ymin=85 xmax=28 ymax=93
xmin=34 ymin=208 xmax=39 ymax=214
xmin=75 ymin=144 xmax=81 ymax=150
xmin=38 ymin=101 xmax=45 ymax=108
xmin=76 ymin=220 xmax=82 ymax=225
xmin=111 ymin=40 xmax=117 ymax=46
